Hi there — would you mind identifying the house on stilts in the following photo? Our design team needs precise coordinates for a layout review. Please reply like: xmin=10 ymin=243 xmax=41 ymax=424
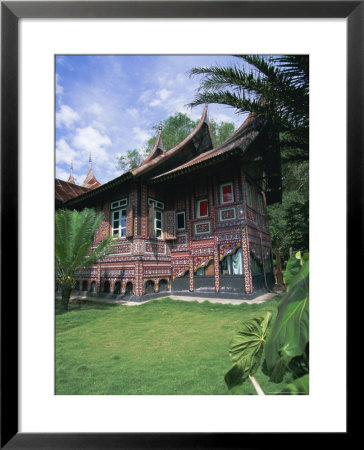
xmin=55 ymin=106 xmax=282 ymax=301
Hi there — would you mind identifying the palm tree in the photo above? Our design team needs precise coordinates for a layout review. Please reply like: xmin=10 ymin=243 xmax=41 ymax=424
xmin=189 ymin=55 xmax=309 ymax=163
xmin=55 ymin=208 xmax=114 ymax=311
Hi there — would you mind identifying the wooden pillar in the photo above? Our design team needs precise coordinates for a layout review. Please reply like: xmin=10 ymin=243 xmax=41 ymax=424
xmin=241 ymin=226 xmax=253 ymax=294
xmin=134 ymin=260 xmax=144 ymax=296
xmin=189 ymin=257 xmax=194 ymax=292
xmin=214 ymin=237 xmax=220 ymax=293
xmin=96 ymin=264 xmax=101 ymax=293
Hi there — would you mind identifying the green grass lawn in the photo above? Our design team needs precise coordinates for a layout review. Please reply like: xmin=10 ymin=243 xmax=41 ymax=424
xmin=56 ymin=297 xmax=291 ymax=395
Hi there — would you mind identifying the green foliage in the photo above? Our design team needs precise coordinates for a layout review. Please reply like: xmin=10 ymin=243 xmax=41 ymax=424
xmin=56 ymin=297 xmax=286 ymax=395
xmin=55 ymin=208 xmax=114 ymax=309
xmin=209 ymin=119 xmax=235 ymax=147
xmin=223 ymin=254 xmax=309 ymax=394
xmin=284 ymin=251 xmax=305 ymax=290
xmin=146 ymin=112 xmax=198 ymax=152
xmin=116 ymin=112 xmax=235 ymax=172
xmin=265 ymin=256 xmax=309 ymax=383
xmin=267 ymin=160 xmax=309 ymax=262
xmin=117 ymin=149 xmax=144 ymax=172
xmin=281 ymin=374 xmax=309 ymax=395
xmin=224 ymin=312 xmax=272 ymax=390
xmin=189 ymin=55 xmax=309 ymax=162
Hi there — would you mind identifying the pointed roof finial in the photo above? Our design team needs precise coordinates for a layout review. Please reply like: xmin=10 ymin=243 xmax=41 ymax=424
xmin=82 ymin=154 xmax=101 ymax=190
xmin=67 ymin=160 xmax=75 ymax=184
xmin=158 ymin=120 xmax=163 ymax=132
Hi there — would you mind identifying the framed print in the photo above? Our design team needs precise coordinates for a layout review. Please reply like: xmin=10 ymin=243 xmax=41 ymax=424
xmin=1 ymin=0 xmax=357 ymax=447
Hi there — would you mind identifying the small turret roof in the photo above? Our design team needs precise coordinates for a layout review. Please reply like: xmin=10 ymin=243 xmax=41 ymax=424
xmin=82 ymin=154 xmax=101 ymax=189
xmin=67 ymin=161 xmax=75 ymax=184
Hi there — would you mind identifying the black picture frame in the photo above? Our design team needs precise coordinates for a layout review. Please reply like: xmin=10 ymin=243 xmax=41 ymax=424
xmin=1 ymin=1 xmax=356 ymax=447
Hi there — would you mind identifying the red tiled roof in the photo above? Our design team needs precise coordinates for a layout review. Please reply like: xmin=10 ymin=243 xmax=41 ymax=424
xmin=55 ymin=179 xmax=90 ymax=204
xmin=82 ymin=167 xmax=101 ymax=189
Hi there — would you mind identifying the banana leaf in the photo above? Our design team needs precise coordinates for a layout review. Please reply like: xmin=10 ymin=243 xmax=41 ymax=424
xmin=225 ymin=312 xmax=272 ymax=390
xmin=265 ymin=261 xmax=309 ymax=383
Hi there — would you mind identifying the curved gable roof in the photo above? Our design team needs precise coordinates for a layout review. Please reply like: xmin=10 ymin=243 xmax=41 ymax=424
xmin=131 ymin=105 xmax=214 ymax=177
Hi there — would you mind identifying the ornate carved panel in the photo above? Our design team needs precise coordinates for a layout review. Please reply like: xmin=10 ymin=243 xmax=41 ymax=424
xmin=145 ymin=242 xmax=166 ymax=255
xmin=194 ymin=221 xmax=211 ymax=235
xmin=218 ymin=207 xmax=236 ymax=222
xmin=164 ymin=210 xmax=176 ymax=240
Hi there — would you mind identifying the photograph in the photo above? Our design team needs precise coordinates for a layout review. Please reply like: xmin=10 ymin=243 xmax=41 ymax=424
xmin=1 ymin=0 xmax=354 ymax=445
xmin=55 ymin=54 xmax=309 ymax=396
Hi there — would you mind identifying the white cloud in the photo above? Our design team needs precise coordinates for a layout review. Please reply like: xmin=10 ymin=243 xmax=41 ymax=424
xmin=56 ymin=74 xmax=64 ymax=95
xmin=149 ymin=99 xmax=161 ymax=107
xmin=72 ymin=126 xmax=112 ymax=163
xmin=149 ymin=89 xmax=172 ymax=107
xmin=126 ymin=108 xmax=139 ymax=118
xmin=132 ymin=126 xmax=152 ymax=145
xmin=158 ymin=89 xmax=171 ymax=101
xmin=89 ymin=103 xmax=103 ymax=116
xmin=56 ymin=104 xmax=80 ymax=129
xmin=139 ymin=90 xmax=153 ymax=103
xmin=55 ymin=138 xmax=78 ymax=166
xmin=55 ymin=166 xmax=70 ymax=181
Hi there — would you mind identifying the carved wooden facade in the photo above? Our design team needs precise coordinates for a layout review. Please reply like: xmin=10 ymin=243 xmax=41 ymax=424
xmin=57 ymin=107 xmax=281 ymax=300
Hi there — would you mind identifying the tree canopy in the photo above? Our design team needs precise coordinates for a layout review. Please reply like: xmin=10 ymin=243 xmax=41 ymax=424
xmin=117 ymin=112 xmax=235 ymax=172
xmin=189 ymin=55 xmax=309 ymax=164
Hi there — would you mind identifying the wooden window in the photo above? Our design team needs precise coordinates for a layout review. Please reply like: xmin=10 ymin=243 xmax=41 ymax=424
xmin=148 ymin=197 xmax=164 ymax=210
xmin=154 ymin=209 xmax=163 ymax=238
xmin=196 ymin=199 xmax=208 ymax=218
xmin=112 ymin=208 xmax=126 ymax=237
xmin=245 ymin=181 xmax=252 ymax=206
xmin=257 ymin=193 xmax=265 ymax=214
xmin=219 ymin=182 xmax=234 ymax=204
xmin=176 ymin=211 xmax=186 ymax=230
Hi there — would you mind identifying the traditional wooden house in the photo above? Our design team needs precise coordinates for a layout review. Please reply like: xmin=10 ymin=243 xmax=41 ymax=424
xmin=56 ymin=106 xmax=281 ymax=300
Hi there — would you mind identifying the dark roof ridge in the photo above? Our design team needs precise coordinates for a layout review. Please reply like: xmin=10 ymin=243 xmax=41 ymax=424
xmin=131 ymin=105 xmax=210 ymax=176
xmin=150 ymin=113 xmax=265 ymax=182
xmin=142 ymin=130 xmax=165 ymax=164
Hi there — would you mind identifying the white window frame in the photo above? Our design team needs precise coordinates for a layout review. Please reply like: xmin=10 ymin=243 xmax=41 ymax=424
xmin=112 ymin=208 xmax=127 ymax=238
xmin=111 ymin=197 xmax=128 ymax=210
xmin=219 ymin=182 xmax=234 ymax=204
xmin=148 ymin=197 xmax=165 ymax=210
xmin=196 ymin=199 xmax=209 ymax=218
xmin=154 ymin=209 xmax=163 ymax=239
xmin=176 ymin=211 xmax=186 ymax=230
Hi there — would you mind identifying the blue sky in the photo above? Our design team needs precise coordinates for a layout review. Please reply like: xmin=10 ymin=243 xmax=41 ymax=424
xmin=55 ymin=55 xmax=249 ymax=185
